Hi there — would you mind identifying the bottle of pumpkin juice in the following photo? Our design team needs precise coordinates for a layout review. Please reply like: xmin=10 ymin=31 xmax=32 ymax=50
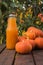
xmin=6 ymin=14 xmax=18 ymax=49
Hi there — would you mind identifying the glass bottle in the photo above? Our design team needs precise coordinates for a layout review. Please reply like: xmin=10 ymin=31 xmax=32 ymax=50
xmin=6 ymin=14 xmax=18 ymax=49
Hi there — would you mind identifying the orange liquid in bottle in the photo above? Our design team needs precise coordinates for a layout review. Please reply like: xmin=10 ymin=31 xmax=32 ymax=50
xmin=6 ymin=14 xmax=18 ymax=49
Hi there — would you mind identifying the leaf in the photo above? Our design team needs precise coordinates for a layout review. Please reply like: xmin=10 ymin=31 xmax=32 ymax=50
xmin=1 ymin=2 xmax=8 ymax=8
xmin=0 ymin=9 xmax=2 ymax=18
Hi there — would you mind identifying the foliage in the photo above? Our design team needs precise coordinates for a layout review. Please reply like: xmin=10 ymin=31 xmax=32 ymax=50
xmin=0 ymin=0 xmax=43 ymax=44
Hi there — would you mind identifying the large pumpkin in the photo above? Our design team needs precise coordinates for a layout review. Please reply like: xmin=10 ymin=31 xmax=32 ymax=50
xmin=15 ymin=41 xmax=32 ymax=54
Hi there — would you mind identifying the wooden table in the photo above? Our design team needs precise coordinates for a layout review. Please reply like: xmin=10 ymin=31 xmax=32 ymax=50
xmin=0 ymin=44 xmax=43 ymax=65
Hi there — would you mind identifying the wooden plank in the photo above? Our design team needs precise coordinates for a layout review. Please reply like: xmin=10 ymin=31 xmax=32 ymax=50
xmin=33 ymin=50 xmax=43 ymax=65
xmin=14 ymin=53 xmax=34 ymax=65
xmin=0 ymin=44 xmax=6 ymax=53
xmin=0 ymin=48 xmax=16 ymax=65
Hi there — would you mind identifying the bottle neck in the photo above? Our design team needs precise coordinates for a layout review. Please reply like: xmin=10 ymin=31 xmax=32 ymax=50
xmin=7 ymin=17 xmax=17 ymax=29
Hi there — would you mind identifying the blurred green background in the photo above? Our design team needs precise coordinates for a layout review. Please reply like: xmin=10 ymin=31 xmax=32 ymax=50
xmin=0 ymin=0 xmax=43 ymax=44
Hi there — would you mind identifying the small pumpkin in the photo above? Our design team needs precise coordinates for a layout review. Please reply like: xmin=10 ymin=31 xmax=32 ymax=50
xmin=41 ymin=17 xmax=43 ymax=22
xmin=37 ymin=29 xmax=43 ymax=37
xmin=18 ymin=36 xmax=26 ymax=42
xmin=27 ymin=27 xmax=43 ymax=37
xmin=35 ymin=37 xmax=43 ymax=49
xmin=24 ymin=31 xmax=36 ymax=39
xmin=27 ymin=27 xmax=38 ymax=36
xmin=38 ymin=13 xmax=42 ymax=18
xmin=27 ymin=27 xmax=36 ymax=32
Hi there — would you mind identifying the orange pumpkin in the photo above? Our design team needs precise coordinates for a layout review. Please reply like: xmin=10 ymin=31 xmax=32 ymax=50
xmin=27 ymin=27 xmax=36 ymax=32
xmin=27 ymin=27 xmax=37 ymax=36
xmin=18 ymin=36 xmax=35 ymax=49
xmin=41 ymin=17 xmax=43 ymax=22
xmin=29 ymin=39 xmax=36 ymax=49
xmin=35 ymin=37 xmax=43 ymax=49
xmin=38 ymin=13 xmax=42 ymax=18
xmin=25 ymin=39 xmax=36 ymax=49
xmin=18 ymin=36 xmax=26 ymax=42
xmin=24 ymin=31 xmax=36 ymax=39
xmin=27 ymin=27 xmax=43 ymax=37
xmin=15 ymin=41 xmax=32 ymax=54
xmin=37 ymin=29 xmax=43 ymax=37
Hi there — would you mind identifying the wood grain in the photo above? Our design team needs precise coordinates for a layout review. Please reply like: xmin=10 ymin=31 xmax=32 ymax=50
xmin=33 ymin=50 xmax=43 ymax=65
xmin=0 ymin=44 xmax=5 ymax=53
xmin=0 ymin=48 xmax=16 ymax=65
xmin=14 ymin=53 xmax=34 ymax=65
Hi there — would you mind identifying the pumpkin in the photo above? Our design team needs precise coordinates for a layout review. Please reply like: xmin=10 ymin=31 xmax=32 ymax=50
xmin=37 ymin=29 xmax=43 ymax=37
xmin=27 ymin=27 xmax=43 ymax=37
xmin=24 ymin=31 xmax=36 ymax=39
xmin=27 ymin=27 xmax=36 ymax=32
xmin=27 ymin=26 xmax=37 ymax=36
xmin=18 ymin=36 xmax=26 ymax=42
xmin=38 ymin=13 xmax=42 ymax=18
xmin=25 ymin=39 xmax=36 ymax=49
xmin=18 ymin=36 xmax=35 ymax=49
xmin=22 ymin=38 xmax=35 ymax=49
xmin=41 ymin=17 xmax=43 ymax=22
xmin=15 ymin=40 xmax=32 ymax=54
xmin=29 ymin=39 xmax=36 ymax=49
xmin=35 ymin=37 xmax=43 ymax=49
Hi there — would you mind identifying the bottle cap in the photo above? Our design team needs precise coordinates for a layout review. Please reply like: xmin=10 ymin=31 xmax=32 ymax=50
xmin=9 ymin=12 xmax=16 ymax=17
xmin=9 ymin=14 xmax=16 ymax=17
